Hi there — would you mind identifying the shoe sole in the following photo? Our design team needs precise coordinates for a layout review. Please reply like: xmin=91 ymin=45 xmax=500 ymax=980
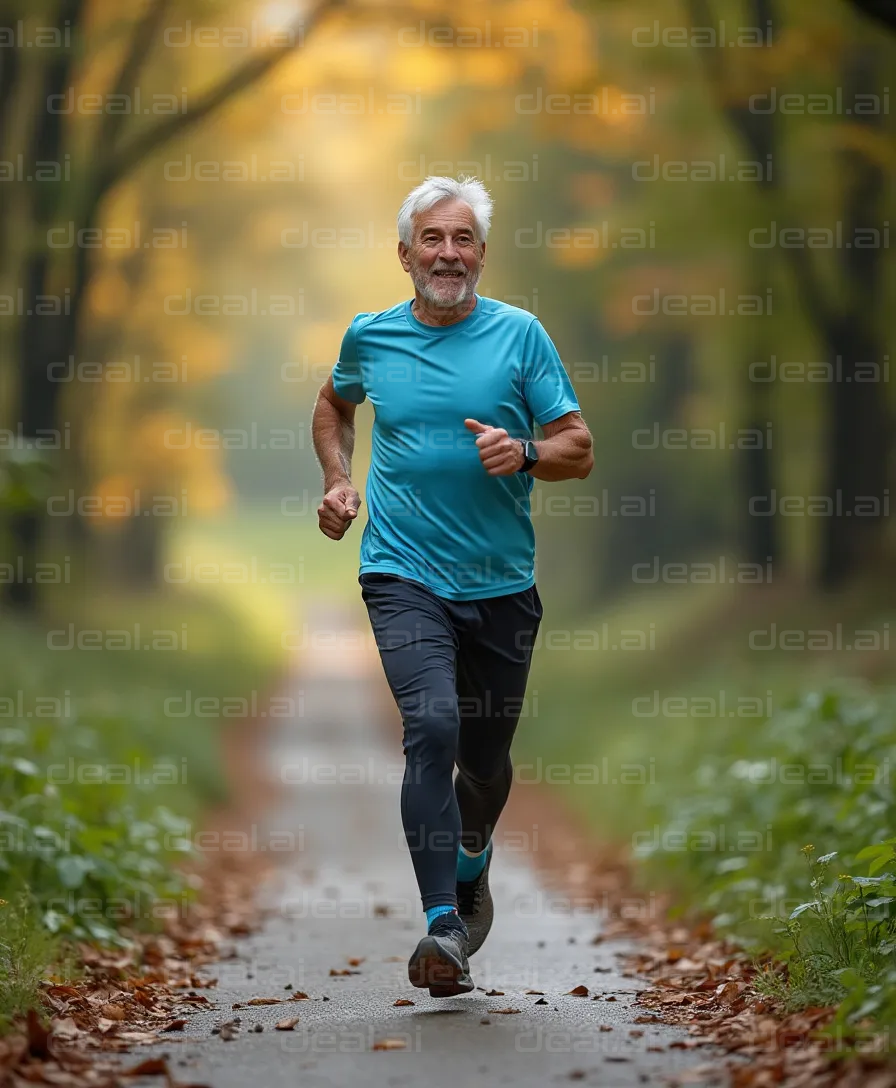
xmin=408 ymin=936 xmax=474 ymax=998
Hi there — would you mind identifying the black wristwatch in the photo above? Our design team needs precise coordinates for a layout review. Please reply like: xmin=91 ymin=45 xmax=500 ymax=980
xmin=518 ymin=438 xmax=539 ymax=473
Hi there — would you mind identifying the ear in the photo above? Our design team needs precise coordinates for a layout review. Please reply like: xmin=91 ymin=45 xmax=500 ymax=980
xmin=478 ymin=240 xmax=486 ymax=271
xmin=397 ymin=240 xmax=412 ymax=273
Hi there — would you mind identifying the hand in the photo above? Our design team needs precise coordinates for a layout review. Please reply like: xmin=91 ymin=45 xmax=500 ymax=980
xmin=317 ymin=482 xmax=361 ymax=540
xmin=464 ymin=418 xmax=526 ymax=476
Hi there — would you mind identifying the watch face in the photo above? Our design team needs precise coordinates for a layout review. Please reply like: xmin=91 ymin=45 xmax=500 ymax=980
xmin=526 ymin=440 xmax=539 ymax=463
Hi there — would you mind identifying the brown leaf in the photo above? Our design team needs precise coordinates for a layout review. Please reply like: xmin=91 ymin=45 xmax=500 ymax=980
xmin=525 ymin=989 xmax=545 ymax=995
xmin=716 ymin=981 xmax=748 ymax=1004
xmin=346 ymin=957 xmax=365 ymax=967
xmin=328 ymin=969 xmax=359 ymax=976
xmin=246 ymin=997 xmax=282 ymax=1006
xmin=490 ymin=1008 xmax=521 ymax=1014
xmin=485 ymin=989 xmax=504 ymax=996
xmin=49 ymin=1017 xmax=80 ymax=1039
xmin=100 ymin=1004 xmax=126 ymax=1020
xmin=566 ymin=985 xmax=589 ymax=997
xmin=393 ymin=999 xmax=414 ymax=1006
xmin=288 ymin=991 xmax=310 ymax=1000
xmin=26 ymin=1009 xmax=51 ymax=1059
xmin=162 ymin=1019 xmax=187 ymax=1032
xmin=275 ymin=1017 xmax=300 ymax=1031
xmin=372 ymin=1038 xmax=407 ymax=1050
xmin=125 ymin=1058 xmax=169 ymax=1076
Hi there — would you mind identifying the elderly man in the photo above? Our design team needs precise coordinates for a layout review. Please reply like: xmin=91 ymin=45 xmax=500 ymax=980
xmin=311 ymin=176 xmax=593 ymax=997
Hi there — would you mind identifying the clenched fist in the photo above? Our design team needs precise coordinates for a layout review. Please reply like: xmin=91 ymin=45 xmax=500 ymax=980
xmin=464 ymin=418 xmax=525 ymax=476
xmin=318 ymin=482 xmax=361 ymax=540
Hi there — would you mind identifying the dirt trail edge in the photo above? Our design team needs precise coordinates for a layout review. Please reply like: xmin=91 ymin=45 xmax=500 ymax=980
xmin=134 ymin=596 xmax=724 ymax=1088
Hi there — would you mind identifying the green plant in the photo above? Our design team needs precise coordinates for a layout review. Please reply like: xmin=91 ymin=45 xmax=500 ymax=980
xmin=0 ymin=897 xmax=65 ymax=1030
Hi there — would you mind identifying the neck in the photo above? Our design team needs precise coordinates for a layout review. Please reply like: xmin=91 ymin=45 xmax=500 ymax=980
xmin=411 ymin=292 xmax=477 ymax=327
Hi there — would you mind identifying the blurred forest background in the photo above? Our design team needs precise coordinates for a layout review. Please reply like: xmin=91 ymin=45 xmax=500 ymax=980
xmin=1 ymin=0 xmax=895 ymax=1042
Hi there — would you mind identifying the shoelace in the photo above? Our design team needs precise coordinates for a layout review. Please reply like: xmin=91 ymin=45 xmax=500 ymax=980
xmin=456 ymin=863 xmax=487 ymax=915
xmin=429 ymin=913 xmax=467 ymax=939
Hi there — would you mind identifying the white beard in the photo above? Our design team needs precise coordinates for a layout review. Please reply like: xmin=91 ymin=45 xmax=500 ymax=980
xmin=411 ymin=263 xmax=481 ymax=309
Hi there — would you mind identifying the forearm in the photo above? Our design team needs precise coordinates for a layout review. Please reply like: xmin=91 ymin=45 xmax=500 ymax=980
xmin=312 ymin=391 xmax=356 ymax=490
xmin=528 ymin=429 xmax=594 ymax=482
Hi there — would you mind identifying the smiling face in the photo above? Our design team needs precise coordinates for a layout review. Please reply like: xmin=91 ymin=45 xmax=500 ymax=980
xmin=398 ymin=198 xmax=486 ymax=309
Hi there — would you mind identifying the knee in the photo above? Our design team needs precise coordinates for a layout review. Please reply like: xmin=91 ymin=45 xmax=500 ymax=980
xmin=404 ymin=712 xmax=459 ymax=766
xmin=456 ymin=751 xmax=512 ymax=791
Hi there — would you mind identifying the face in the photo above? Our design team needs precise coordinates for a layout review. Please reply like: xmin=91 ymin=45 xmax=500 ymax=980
xmin=398 ymin=198 xmax=486 ymax=308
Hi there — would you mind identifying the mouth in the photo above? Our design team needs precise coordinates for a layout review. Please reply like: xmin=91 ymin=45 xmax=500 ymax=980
xmin=432 ymin=270 xmax=465 ymax=279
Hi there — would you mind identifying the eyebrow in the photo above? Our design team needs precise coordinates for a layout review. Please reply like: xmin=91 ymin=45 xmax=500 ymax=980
xmin=420 ymin=226 xmax=474 ymax=236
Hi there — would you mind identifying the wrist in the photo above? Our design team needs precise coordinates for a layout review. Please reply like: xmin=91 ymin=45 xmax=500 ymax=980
xmin=325 ymin=474 xmax=353 ymax=493
xmin=517 ymin=438 xmax=539 ymax=474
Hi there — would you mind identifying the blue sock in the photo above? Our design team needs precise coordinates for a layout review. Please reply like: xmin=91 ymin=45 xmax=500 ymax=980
xmin=456 ymin=839 xmax=491 ymax=882
xmin=425 ymin=904 xmax=458 ymax=929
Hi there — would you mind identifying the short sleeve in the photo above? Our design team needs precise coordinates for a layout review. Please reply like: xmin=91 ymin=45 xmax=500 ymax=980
xmin=521 ymin=319 xmax=580 ymax=426
xmin=331 ymin=314 xmax=369 ymax=404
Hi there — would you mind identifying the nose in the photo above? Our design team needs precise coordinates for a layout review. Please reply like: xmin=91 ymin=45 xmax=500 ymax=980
xmin=438 ymin=235 xmax=460 ymax=261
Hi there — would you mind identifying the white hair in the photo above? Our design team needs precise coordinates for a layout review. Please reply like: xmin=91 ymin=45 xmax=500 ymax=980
xmin=397 ymin=175 xmax=493 ymax=246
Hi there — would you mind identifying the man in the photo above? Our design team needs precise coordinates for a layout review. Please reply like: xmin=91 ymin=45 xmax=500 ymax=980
xmin=311 ymin=175 xmax=593 ymax=997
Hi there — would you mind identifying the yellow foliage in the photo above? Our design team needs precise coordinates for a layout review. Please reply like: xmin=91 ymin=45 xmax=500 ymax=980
xmin=457 ymin=51 xmax=522 ymax=88
xmin=166 ymin=323 xmax=230 ymax=383
xmin=388 ymin=47 xmax=456 ymax=94
xmin=549 ymin=242 xmax=607 ymax=270
xmin=87 ymin=267 xmax=130 ymax=318
xmin=91 ymin=473 xmax=136 ymax=528
xmin=102 ymin=180 xmax=142 ymax=235
xmin=295 ymin=322 xmax=348 ymax=368
xmin=185 ymin=462 xmax=234 ymax=515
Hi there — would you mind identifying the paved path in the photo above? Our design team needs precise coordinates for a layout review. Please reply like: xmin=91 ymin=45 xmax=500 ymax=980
xmin=142 ymin=599 xmax=722 ymax=1087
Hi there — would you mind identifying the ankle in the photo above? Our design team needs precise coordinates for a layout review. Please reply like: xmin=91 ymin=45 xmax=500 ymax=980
xmin=456 ymin=839 xmax=492 ymax=882
xmin=425 ymin=903 xmax=458 ymax=929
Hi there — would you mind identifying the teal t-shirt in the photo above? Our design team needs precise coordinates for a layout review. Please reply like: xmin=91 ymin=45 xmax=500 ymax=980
xmin=331 ymin=294 xmax=581 ymax=601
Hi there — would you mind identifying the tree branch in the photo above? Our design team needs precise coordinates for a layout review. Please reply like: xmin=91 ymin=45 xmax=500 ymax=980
xmin=98 ymin=0 xmax=345 ymax=196
xmin=95 ymin=0 xmax=172 ymax=162
xmin=779 ymin=244 xmax=838 ymax=341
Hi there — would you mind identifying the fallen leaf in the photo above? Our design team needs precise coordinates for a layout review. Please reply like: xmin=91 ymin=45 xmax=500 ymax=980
xmin=246 ymin=997 xmax=282 ymax=1006
xmin=567 ymin=985 xmax=589 ymax=997
xmin=49 ymin=1017 xmax=80 ymax=1039
xmin=490 ymin=1008 xmax=521 ymax=1014
xmin=485 ymin=989 xmax=504 ymax=996
xmin=125 ymin=1058 xmax=169 ymax=1076
xmin=372 ymin=1038 xmax=407 ymax=1050
xmin=26 ymin=1009 xmax=51 ymax=1059
xmin=162 ymin=1019 xmax=187 ymax=1032
xmin=393 ymin=999 xmax=414 ymax=1006
xmin=275 ymin=1017 xmax=300 ymax=1031
xmin=100 ymin=1004 xmax=126 ymax=1020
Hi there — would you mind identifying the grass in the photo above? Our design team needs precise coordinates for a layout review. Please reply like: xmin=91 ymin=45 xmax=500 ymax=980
xmin=517 ymin=573 xmax=896 ymax=1036
xmin=0 ymin=515 xmax=291 ymax=1029
xmin=0 ymin=898 xmax=68 ymax=1033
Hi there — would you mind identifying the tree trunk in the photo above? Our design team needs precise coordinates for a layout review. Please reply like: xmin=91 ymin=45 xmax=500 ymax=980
xmin=818 ymin=44 xmax=890 ymax=587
